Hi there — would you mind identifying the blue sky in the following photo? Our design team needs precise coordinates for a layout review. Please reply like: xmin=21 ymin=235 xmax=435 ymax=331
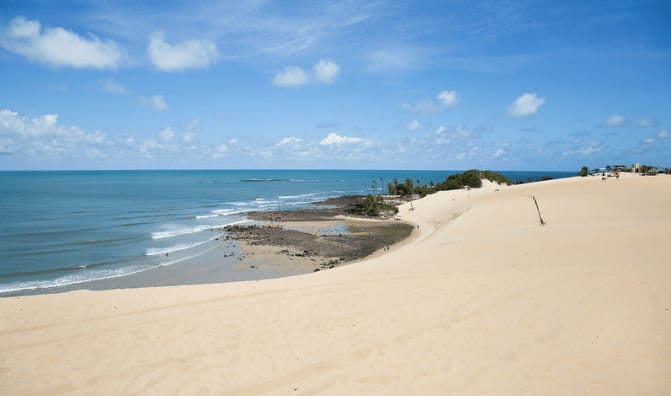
xmin=0 ymin=0 xmax=669 ymax=170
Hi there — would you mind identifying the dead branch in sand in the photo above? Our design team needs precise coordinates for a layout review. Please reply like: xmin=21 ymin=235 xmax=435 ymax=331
xmin=532 ymin=195 xmax=546 ymax=225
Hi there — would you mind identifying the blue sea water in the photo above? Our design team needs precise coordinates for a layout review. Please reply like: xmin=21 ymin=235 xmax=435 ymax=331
xmin=0 ymin=169 xmax=575 ymax=294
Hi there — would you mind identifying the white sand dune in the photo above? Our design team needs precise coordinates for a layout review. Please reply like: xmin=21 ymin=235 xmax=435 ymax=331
xmin=2 ymin=175 xmax=670 ymax=395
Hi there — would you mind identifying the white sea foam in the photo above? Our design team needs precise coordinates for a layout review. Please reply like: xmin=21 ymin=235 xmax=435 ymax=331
xmin=147 ymin=220 xmax=249 ymax=255
xmin=146 ymin=233 xmax=218 ymax=256
xmin=151 ymin=220 xmax=249 ymax=239
xmin=0 ymin=235 xmax=240 ymax=294
xmin=211 ymin=209 xmax=247 ymax=216
xmin=151 ymin=226 xmax=212 ymax=239
xmin=195 ymin=208 xmax=247 ymax=219
xmin=0 ymin=265 xmax=148 ymax=294
xmin=278 ymin=192 xmax=319 ymax=200
xmin=195 ymin=214 xmax=218 ymax=219
xmin=158 ymin=244 xmax=220 ymax=267
xmin=0 ymin=242 xmax=227 ymax=294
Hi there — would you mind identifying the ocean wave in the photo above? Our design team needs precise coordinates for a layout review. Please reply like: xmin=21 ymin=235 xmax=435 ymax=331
xmin=212 ymin=209 xmax=247 ymax=216
xmin=0 ymin=243 xmax=227 ymax=294
xmin=146 ymin=235 xmax=219 ymax=256
xmin=151 ymin=225 xmax=215 ymax=239
xmin=151 ymin=220 xmax=250 ymax=240
xmin=158 ymin=244 xmax=220 ymax=267
xmin=194 ymin=214 xmax=219 ymax=219
xmin=278 ymin=192 xmax=319 ymax=200
xmin=0 ymin=265 xmax=148 ymax=294
xmin=240 ymin=178 xmax=289 ymax=182
xmin=194 ymin=208 xmax=248 ymax=219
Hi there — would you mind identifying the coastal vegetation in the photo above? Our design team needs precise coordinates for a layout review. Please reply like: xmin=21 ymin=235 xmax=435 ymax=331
xmin=346 ymin=194 xmax=399 ymax=217
xmin=585 ymin=164 xmax=670 ymax=175
xmin=387 ymin=169 xmax=512 ymax=197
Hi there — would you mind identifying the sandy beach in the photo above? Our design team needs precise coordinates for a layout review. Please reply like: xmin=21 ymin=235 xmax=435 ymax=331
xmin=1 ymin=174 xmax=670 ymax=395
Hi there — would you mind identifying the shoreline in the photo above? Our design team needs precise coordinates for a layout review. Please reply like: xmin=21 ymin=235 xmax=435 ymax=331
xmin=1 ymin=195 xmax=415 ymax=297
xmin=1 ymin=174 xmax=670 ymax=394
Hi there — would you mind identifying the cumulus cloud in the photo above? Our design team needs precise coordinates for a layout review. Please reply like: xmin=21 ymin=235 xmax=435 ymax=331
xmin=274 ymin=59 xmax=340 ymax=87
xmin=508 ymin=92 xmax=545 ymax=117
xmin=148 ymin=31 xmax=218 ymax=72
xmin=319 ymin=132 xmax=361 ymax=145
xmin=406 ymin=120 xmax=420 ymax=131
xmin=658 ymin=129 xmax=669 ymax=139
xmin=276 ymin=136 xmax=303 ymax=146
xmin=313 ymin=59 xmax=340 ymax=84
xmin=273 ymin=66 xmax=309 ymax=87
xmin=606 ymin=115 xmax=625 ymax=126
xmin=402 ymin=90 xmax=458 ymax=114
xmin=436 ymin=90 xmax=458 ymax=107
xmin=141 ymin=95 xmax=168 ymax=111
xmin=0 ymin=17 xmax=123 ymax=69
xmin=0 ymin=108 xmax=110 ymax=158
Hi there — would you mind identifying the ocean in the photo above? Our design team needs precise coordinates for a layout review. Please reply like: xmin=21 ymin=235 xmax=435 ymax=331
xmin=0 ymin=169 xmax=575 ymax=295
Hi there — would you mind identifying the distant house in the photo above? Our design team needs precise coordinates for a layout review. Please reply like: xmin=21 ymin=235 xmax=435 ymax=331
xmin=645 ymin=168 xmax=658 ymax=176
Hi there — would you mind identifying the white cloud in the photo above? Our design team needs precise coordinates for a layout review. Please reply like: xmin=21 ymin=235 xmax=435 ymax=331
xmin=436 ymin=126 xmax=447 ymax=134
xmin=159 ymin=127 xmax=175 ymax=144
xmin=606 ymin=115 xmax=625 ymax=126
xmin=320 ymin=132 xmax=361 ymax=145
xmin=100 ymin=79 xmax=126 ymax=94
xmin=0 ymin=108 xmax=110 ymax=158
xmin=0 ymin=17 xmax=123 ymax=69
xmin=182 ymin=118 xmax=200 ymax=144
xmin=313 ymin=59 xmax=340 ymax=84
xmin=273 ymin=66 xmax=309 ymax=87
xmin=274 ymin=59 xmax=341 ymax=87
xmin=276 ymin=136 xmax=303 ymax=146
xmin=402 ymin=89 xmax=458 ymax=114
xmin=182 ymin=131 xmax=196 ymax=143
xmin=406 ymin=120 xmax=420 ymax=131
xmin=493 ymin=148 xmax=506 ymax=159
xmin=657 ymin=129 xmax=669 ymax=139
xmin=508 ymin=92 xmax=545 ymax=117
xmin=141 ymin=95 xmax=168 ymax=111
xmin=148 ymin=31 xmax=218 ymax=72
xmin=213 ymin=144 xmax=228 ymax=158
xmin=436 ymin=90 xmax=458 ymax=107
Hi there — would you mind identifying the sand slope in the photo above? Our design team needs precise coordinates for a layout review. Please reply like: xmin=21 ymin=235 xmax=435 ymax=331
xmin=1 ymin=175 xmax=670 ymax=395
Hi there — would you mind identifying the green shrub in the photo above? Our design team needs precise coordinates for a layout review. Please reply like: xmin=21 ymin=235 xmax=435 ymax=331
xmin=346 ymin=195 xmax=399 ymax=217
